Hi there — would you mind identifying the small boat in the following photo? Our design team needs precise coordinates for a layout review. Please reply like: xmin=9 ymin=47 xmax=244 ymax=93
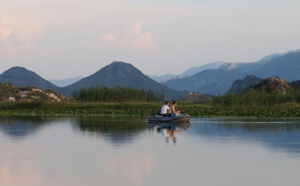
xmin=148 ymin=113 xmax=190 ymax=123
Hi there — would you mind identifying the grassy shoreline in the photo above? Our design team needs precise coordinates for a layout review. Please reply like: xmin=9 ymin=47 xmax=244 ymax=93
xmin=1 ymin=101 xmax=300 ymax=118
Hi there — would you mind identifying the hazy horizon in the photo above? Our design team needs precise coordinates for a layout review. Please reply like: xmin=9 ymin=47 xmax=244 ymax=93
xmin=1 ymin=0 xmax=300 ymax=79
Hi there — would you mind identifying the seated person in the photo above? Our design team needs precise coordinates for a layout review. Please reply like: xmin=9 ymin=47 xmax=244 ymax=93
xmin=171 ymin=101 xmax=181 ymax=116
xmin=160 ymin=101 xmax=171 ymax=116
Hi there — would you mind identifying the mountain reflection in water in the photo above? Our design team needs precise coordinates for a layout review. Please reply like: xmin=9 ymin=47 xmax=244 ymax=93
xmin=0 ymin=117 xmax=300 ymax=186
xmin=0 ymin=116 xmax=62 ymax=140
xmin=0 ymin=116 xmax=300 ymax=155
xmin=72 ymin=117 xmax=147 ymax=145
xmin=189 ymin=118 xmax=300 ymax=155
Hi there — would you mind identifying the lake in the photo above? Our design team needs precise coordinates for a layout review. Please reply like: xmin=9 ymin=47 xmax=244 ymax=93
xmin=0 ymin=116 xmax=300 ymax=186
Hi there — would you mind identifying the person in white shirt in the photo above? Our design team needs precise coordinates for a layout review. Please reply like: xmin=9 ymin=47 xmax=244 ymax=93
xmin=160 ymin=101 xmax=171 ymax=116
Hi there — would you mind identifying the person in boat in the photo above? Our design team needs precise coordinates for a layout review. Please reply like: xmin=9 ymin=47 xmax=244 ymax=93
xmin=171 ymin=101 xmax=181 ymax=116
xmin=160 ymin=101 xmax=171 ymax=117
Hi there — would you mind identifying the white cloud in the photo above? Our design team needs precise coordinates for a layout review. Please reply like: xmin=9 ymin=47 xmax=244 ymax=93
xmin=101 ymin=21 xmax=155 ymax=54
xmin=0 ymin=12 xmax=42 ymax=59
xmin=0 ymin=21 xmax=12 ymax=39
xmin=101 ymin=33 xmax=117 ymax=42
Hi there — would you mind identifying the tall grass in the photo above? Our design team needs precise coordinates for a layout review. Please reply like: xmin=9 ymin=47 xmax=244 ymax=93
xmin=1 ymin=88 xmax=300 ymax=117
xmin=0 ymin=101 xmax=299 ymax=117
xmin=72 ymin=86 xmax=164 ymax=102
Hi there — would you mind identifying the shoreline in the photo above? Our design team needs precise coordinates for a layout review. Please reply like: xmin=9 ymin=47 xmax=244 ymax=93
xmin=0 ymin=102 xmax=300 ymax=118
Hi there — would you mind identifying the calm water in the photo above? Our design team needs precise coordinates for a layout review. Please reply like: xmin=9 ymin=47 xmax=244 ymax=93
xmin=0 ymin=116 xmax=300 ymax=186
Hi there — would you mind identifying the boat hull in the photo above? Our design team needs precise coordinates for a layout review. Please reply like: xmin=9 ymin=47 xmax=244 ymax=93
xmin=148 ymin=114 xmax=190 ymax=123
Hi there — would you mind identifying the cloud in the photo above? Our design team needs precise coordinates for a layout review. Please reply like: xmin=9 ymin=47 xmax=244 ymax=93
xmin=0 ymin=21 xmax=12 ymax=39
xmin=0 ymin=12 xmax=42 ymax=59
xmin=101 ymin=21 xmax=155 ymax=54
xmin=101 ymin=33 xmax=117 ymax=42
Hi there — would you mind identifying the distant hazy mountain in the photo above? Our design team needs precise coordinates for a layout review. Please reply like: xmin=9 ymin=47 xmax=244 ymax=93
xmin=254 ymin=51 xmax=300 ymax=81
xmin=148 ymin=74 xmax=177 ymax=83
xmin=61 ymin=61 xmax=187 ymax=99
xmin=258 ymin=53 xmax=283 ymax=62
xmin=153 ymin=51 xmax=292 ymax=84
xmin=218 ymin=50 xmax=300 ymax=81
xmin=0 ymin=67 xmax=61 ymax=92
xmin=163 ymin=69 xmax=247 ymax=95
xmin=179 ymin=62 xmax=227 ymax=78
xmin=163 ymin=50 xmax=300 ymax=95
xmin=49 ymin=76 xmax=84 ymax=87
xmin=149 ymin=62 xmax=226 ymax=83
xmin=226 ymin=75 xmax=263 ymax=94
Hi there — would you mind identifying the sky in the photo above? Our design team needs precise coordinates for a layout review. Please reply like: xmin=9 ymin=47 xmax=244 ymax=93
xmin=0 ymin=0 xmax=300 ymax=79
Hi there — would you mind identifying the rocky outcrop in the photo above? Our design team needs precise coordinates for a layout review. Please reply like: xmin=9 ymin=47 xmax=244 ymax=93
xmin=251 ymin=77 xmax=291 ymax=94
xmin=0 ymin=83 xmax=67 ymax=102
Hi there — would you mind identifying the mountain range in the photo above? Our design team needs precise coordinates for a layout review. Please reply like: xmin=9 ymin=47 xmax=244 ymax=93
xmin=163 ymin=69 xmax=248 ymax=95
xmin=163 ymin=50 xmax=300 ymax=95
xmin=148 ymin=62 xmax=226 ymax=83
xmin=0 ymin=49 xmax=299 ymax=98
xmin=0 ymin=62 xmax=187 ymax=100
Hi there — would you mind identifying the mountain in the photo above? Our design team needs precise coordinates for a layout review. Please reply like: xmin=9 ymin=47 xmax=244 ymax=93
xmin=163 ymin=50 xmax=300 ymax=95
xmin=61 ymin=61 xmax=187 ymax=99
xmin=163 ymin=69 xmax=247 ymax=95
xmin=0 ymin=67 xmax=61 ymax=92
xmin=218 ymin=50 xmax=300 ymax=81
xmin=148 ymin=74 xmax=177 ymax=83
xmin=149 ymin=62 xmax=226 ymax=83
xmin=227 ymin=75 xmax=263 ymax=94
xmin=254 ymin=51 xmax=300 ymax=81
xmin=49 ymin=76 xmax=84 ymax=87
xmin=179 ymin=62 xmax=227 ymax=78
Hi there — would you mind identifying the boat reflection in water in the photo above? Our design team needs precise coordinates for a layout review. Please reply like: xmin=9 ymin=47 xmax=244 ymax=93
xmin=148 ymin=122 xmax=191 ymax=143
xmin=148 ymin=113 xmax=190 ymax=123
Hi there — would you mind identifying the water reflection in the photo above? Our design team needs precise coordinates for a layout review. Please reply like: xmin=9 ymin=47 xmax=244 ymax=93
xmin=72 ymin=116 xmax=147 ymax=145
xmin=0 ymin=116 xmax=56 ymax=140
xmin=0 ymin=117 xmax=300 ymax=186
xmin=190 ymin=118 xmax=300 ymax=155
xmin=148 ymin=123 xmax=191 ymax=143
